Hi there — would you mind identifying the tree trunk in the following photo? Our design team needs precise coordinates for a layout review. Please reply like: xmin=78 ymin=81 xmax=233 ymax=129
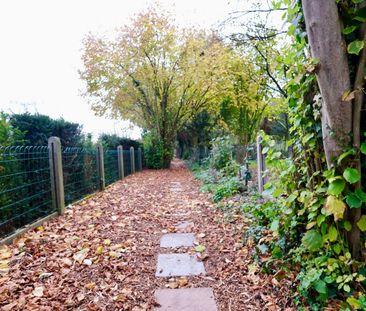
xmin=302 ymin=0 xmax=360 ymax=257
xmin=302 ymin=0 xmax=352 ymax=166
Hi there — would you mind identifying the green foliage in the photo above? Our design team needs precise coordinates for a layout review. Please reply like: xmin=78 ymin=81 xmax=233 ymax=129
xmin=10 ymin=112 xmax=84 ymax=147
xmin=98 ymin=133 xmax=141 ymax=150
xmin=209 ymin=136 xmax=237 ymax=173
xmin=0 ymin=112 xmax=23 ymax=146
xmin=143 ymin=131 xmax=173 ymax=169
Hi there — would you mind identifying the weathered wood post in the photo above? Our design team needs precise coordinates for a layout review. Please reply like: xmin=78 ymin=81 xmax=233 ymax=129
xmin=130 ymin=146 xmax=135 ymax=173
xmin=117 ymin=145 xmax=124 ymax=179
xmin=137 ymin=147 xmax=142 ymax=171
xmin=256 ymin=135 xmax=266 ymax=194
xmin=96 ymin=144 xmax=105 ymax=190
xmin=48 ymin=137 xmax=65 ymax=215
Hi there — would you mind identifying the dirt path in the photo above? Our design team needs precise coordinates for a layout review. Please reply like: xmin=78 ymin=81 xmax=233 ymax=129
xmin=0 ymin=161 xmax=294 ymax=310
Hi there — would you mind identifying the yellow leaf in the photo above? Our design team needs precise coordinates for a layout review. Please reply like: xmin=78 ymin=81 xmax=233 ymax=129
xmin=85 ymin=282 xmax=95 ymax=290
xmin=36 ymin=226 xmax=44 ymax=232
xmin=324 ymin=196 xmax=346 ymax=221
xmin=96 ymin=246 xmax=103 ymax=255
xmin=103 ymin=239 xmax=111 ymax=246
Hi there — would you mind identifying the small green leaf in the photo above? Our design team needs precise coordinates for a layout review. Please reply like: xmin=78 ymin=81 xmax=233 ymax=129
xmin=352 ymin=0 xmax=364 ymax=3
xmin=195 ymin=245 xmax=206 ymax=253
xmin=314 ymin=279 xmax=327 ymax=294
xmin=328 ymin=179 xmax=345 ymax=196
xmin=302 ymin=230 xmax=323 ymax=252
xmin=355 ymin=188 xmax=366 ymax=202
xmin=343 ymin=26 xmax=357 ymax=35
xmin=361 ymin=143 xmax=366 ymax=155
xmin=337 ymin=149 xmax=356 ymax=165
xmin=343 ymin=168 xmax=361 ymax=184
xmin=344 ymin=221 xmax=352 ymax=231
xmin=343 ymin=284 xmax=351 ymax=292
xmin=357 ymin=215 xmax=366 ymax=232
xmin=346 ymin=193 xmax=363 ymax=208
xmin=347 ymin=40 xmax=364 ymax=55
xmin=333 ymin=244 xmax=341 ymax=255
xmin=317 ymin=214 xmax=326 ymax=226
xmin=328 ymin=225 xmax=338 ymax=242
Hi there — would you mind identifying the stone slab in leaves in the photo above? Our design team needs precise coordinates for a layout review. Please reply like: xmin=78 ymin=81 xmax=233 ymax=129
xmin=155 ymin=288 xmax=218 ymax=311
xmin=160 ymin=233 xmax=195 ymax=248
xmin=155 ymin=253 xmax=205 ymax=277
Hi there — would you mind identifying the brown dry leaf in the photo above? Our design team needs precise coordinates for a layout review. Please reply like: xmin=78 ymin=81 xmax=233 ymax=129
xmin=85 ymin=282 xmax=96 ymax=290
xmin=76 ymin=292 xmax=85 ymax=301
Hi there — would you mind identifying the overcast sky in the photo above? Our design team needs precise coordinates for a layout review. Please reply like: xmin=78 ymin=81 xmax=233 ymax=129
xmin=0 ymin=0 xmax=244 ymax=140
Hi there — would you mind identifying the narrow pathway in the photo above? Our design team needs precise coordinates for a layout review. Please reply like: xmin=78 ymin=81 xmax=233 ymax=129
xmin=0 ymin=160 xmax=294 ymax=310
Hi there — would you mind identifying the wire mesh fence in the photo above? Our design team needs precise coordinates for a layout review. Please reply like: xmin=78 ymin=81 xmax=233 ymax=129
xmin=0 ymin=146 xmax=53 ymax=237
xmin=0 ymin=142 xmax=142 ymax=239
xmin=123 ymin=150 xmax=132 ymax=177
xmin=104 ymin=149 xmax=119 ymax=186
xmin=62 ymin=148 xmax=99 ymax=206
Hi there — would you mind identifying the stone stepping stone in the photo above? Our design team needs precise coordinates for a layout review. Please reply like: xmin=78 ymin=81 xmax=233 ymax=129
xmin=175 ymin=221 xmax=194 ymax=230
xmin=156 ymin=254 xmax=205 ymax=277
xmin=160 ymin=233 xmax=195 ymax=248
xmin=155 ymin=288 xmax=218 ymax=311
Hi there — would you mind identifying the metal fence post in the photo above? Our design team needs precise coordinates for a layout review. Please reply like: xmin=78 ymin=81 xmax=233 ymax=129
xmin=96 ymin=144 xmax=105 ymax=190
xmin=48 ymin=137 xmax=65 ymax=215
xmin=138 ymin=147 xmax=142 ymax=171
xmin=256 ymin=135 xmax=266 ymax=194
xmin=117 ymin=145 xmax=124 ymax=179
xmin=130 ymin=146 xmax=135 ymax=173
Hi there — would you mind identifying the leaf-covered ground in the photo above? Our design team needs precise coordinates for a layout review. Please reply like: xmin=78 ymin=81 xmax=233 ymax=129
xmin=0 ymin=161 xmax=296 ymax=310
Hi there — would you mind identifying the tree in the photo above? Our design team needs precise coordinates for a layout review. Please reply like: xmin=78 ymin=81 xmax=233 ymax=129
xmin=217 ymin=56 xmax=267 ymax=162
xmin=80 ymin=8 xmax=230 ymax=168
xmin=299 ymin=0 xmax=365 ymax=258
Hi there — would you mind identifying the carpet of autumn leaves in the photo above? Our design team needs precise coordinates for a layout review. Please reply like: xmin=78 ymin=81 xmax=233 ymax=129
xmin=0 ymin=161 xmax=296 ymax=310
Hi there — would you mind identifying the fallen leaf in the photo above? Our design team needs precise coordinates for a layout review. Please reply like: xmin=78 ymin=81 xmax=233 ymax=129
xmin=32 ymin=286 xmax=44 ymax=297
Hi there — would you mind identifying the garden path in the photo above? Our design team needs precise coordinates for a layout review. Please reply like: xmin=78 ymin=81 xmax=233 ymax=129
xmin=0 ymin=160 xmax=294 ymax=310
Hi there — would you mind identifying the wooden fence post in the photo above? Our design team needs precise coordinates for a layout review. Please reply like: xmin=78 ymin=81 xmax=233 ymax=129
xmin=138 ymin=147 xmax=142 ymax=171
xmin=130 ymin=147 xmax=135 ymax=173
xmin=256 ymin=135 xmax=266 ymax=194
xmin=117 ymin=145 xmax=124 ymax=179
xmin=96 ymin=144 xmax=105 ymax=190
xmin=48 ymin=137 xmax=65 ymax=215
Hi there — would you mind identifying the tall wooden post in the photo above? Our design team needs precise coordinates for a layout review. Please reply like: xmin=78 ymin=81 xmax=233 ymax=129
xmin=117 ymin=145 xmax=124 ymax=179
xmin=130 ymin=147 xmax=135 ymax=173
xmin=137 ymin=147 xmax=142 ymax=171
xmin=96 ymin=144 xmax=105 ymax=190
xmin=256 ymin=135 xmax=266 ymax=194
xmin=48 ymin=137 xmax=65 ymax=215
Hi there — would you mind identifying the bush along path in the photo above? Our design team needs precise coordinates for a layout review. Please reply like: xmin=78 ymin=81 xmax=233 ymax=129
xmin=0 ymin=160 xmax=295 ymax=310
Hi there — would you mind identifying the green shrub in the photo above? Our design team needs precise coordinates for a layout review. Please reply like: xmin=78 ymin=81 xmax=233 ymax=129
xmin=143 ymin=131 xmax=173 ymax=169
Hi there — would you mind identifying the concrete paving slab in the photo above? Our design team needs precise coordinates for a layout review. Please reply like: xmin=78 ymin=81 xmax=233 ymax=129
xmin=175 ymin=221 xmax=194 ymax=230
xmin=155 ymin=287 xmax=218 ymax=311
xmin=156 ymin=254 xmax=205 ymax=277
xmin=160 ymin=233 xmax=195 ymax=248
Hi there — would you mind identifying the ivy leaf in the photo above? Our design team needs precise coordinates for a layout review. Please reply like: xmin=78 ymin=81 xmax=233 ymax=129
xmin=347 ymin=40 xmax=364 ymax=55
xmin=355 ymin=188 xmax=366 ymax=202
xmin=343 ymin=26 xmax=357 ymax=35
xmin=346 ymin=193 xmax=363 ymax=208
xmin=302 ymin=230 xmax=323 ymax=252
xmin=328 ymin=225 xmax=338 ymax=242
xmin=314 ymin=279 xmax=327 ymax=294
xmin=343 ymin=168 xmax=360 ymax=184
xmin=352 ymin=0 xmax=364 ymax=3
xmin=324 ymin=195 xmax=346 ymax=221
xmin=361 ymin=143 xmax=366 ymax=155
xmin=344 ymin=221 xmax=352 ymax=231
xmin=357 ymin=215 xmax=366 ymax=232
xmin=328 ymin=179 xmax=345 ymax=196
xmin=337 ymin=149 xmax=356 ymax=165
